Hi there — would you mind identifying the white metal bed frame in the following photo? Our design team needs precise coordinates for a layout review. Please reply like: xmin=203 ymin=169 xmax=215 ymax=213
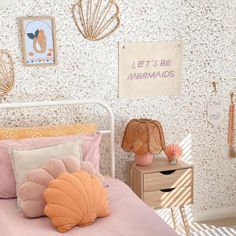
xmin=0 ymin=100 xmax=115 ymax=178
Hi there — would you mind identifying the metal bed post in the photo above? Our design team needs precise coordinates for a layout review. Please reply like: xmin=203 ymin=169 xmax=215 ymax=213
xmin=0 ymin=100 xmax=116 ymax=178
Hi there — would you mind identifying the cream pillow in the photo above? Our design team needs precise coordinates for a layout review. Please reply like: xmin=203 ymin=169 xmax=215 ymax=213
xmin=10 ymin=140 xmax=82 ymax=207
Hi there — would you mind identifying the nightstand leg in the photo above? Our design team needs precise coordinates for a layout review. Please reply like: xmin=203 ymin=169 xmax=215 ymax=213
xmin=170 ymin=208 xmax=177 ymax=230
xmin=179 ymin=205 xmax=191 ymax=236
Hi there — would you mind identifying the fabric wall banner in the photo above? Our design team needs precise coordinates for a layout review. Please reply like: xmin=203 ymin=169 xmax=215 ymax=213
xmin=118 ymin=41 xmax=182 ymax=98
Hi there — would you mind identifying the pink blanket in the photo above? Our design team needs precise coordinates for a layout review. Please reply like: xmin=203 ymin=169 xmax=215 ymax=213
xmin=0 ymin=178 xmax=178 ymax=236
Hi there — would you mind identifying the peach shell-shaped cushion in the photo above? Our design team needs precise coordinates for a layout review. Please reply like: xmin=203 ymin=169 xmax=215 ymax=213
xmin=44 ymin=171 xmax=110 ymax=233
xmin=18 ymin=156 xmax=97 ymax=218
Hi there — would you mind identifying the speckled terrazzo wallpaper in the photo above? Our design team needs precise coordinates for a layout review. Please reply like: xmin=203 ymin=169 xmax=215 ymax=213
xmin=0 ymin=0 xmax=236 ymax=216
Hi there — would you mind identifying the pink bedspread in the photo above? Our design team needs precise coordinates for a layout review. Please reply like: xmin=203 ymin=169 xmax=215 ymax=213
xmin=0 ymin=178 xmax=178 ymax=236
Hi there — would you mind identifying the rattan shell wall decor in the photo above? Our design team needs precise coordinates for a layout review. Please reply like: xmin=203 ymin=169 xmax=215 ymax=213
xmin=72 ymin=0 xmax=120 ymax=41
xmin=0 ymin=50 xmax=15 ymax=97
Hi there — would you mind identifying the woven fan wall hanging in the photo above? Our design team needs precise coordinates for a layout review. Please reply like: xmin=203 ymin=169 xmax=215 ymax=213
xmin=0 ymin=50 xmax=15 ymax=97
xmin=72 ymin=0 xmax=120 ymax=41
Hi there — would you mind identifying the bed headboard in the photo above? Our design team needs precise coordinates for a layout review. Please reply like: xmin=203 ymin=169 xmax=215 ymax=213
xmin=0 ymin=100 xmax=115 ymax=178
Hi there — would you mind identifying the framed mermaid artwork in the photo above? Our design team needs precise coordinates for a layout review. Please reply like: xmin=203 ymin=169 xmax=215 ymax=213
xmin=19 ymin=16 xmax=57 ymax=66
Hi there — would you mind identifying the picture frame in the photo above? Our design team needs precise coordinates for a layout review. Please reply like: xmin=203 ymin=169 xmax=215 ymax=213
xmin=19 ymin=16 xmax=57 ymax=67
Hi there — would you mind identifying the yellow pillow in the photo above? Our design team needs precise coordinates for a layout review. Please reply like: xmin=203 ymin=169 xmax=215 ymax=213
xmin=0 ymin=123 xmax=96 ymax=140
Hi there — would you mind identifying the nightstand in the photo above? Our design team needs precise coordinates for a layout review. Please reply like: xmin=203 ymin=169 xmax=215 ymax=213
xmin=127 ymin=157 xmax=193 ymax=236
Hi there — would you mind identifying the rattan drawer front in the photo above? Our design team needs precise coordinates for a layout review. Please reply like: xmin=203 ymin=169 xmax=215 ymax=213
xmin=144 ymin=186 xmax=192 ymax=209
xmin=144 ymin=168 xmax=192 ymax=192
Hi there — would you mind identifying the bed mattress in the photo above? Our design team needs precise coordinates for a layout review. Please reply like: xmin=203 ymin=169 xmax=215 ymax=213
xmin=0 ymin=178 xmax=178 ymax=236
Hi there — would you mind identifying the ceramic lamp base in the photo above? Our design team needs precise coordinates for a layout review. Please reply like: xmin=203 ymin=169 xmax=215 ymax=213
xmin=134 ymin=152 xmax=154 ymax=166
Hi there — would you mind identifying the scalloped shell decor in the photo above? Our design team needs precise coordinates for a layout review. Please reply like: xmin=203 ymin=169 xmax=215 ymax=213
xmin=0 ymin=50 xmax=15 ymax=97
xmin=72 ymin=0 xmax=120 ymax=41
xmin=165 ymin=144 xmax=183 ymax=165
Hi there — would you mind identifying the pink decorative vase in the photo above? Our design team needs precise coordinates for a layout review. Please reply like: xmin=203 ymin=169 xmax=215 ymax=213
xmin=134 ymin=152 xmax=154 ymax=166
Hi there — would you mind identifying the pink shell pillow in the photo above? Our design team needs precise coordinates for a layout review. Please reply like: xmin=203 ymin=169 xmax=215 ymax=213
xmin=0 ymin=133 xmax=101 ymax=199
xmin=18 ymin=156 xmax=99 ymax=218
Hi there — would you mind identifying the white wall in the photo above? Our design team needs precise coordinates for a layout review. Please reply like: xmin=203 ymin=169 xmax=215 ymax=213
xmin=0 ymin=0 xmax=235 ymax=216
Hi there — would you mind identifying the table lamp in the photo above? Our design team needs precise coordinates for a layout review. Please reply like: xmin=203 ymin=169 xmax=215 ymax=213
xmin=121 ymin=119 xmax=166 ymax=166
